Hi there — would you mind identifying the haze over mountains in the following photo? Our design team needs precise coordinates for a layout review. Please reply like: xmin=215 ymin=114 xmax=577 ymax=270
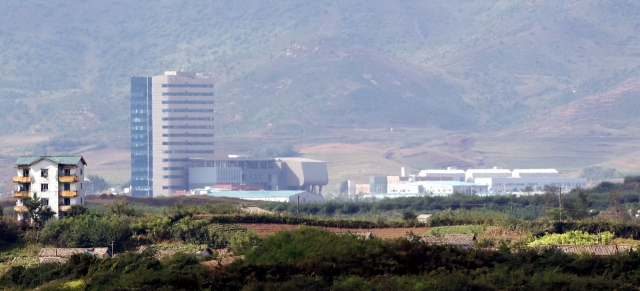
xmin=0 ymin=0 xmax=639 ymax=187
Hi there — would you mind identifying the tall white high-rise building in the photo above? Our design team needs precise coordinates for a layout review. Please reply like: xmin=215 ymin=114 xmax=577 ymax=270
xmin=131 ymin=71 xmax=215 ymax=197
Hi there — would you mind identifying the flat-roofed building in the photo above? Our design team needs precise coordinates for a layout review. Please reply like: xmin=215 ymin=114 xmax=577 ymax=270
xmin=512 ymin=169 xmax=560 ymax=178
xmin=465 ymin=168 xmax=512 ymax=182
xmin=474 ymin=177 xmax=587 ymax=192
xmin=131 ymin=71 xmax=215 ymax=197
xmin=418 ymin=168 xmax=466 ymax=182
xmin=387 ymin=181 xmax=488 ymax=196
xmin=187 ymin=157 xmax=328 ymax=194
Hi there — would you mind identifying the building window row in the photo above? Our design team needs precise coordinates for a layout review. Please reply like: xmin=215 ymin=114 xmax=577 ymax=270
xmin=163 ymin=150 xmax=214 ymax=154
xmin=161 ymin=100 xmax=215 ymax=104
xmin=162 ymin=167 xmax=185 ymax=171
xmin=162 ymin=125 xmax=214 ymax=129
xmin=161 ymin=92 xmax=213 ymax=96
xmin=162 ymin=158 xmax=190 ymax=162
xmin=162 ymin=84 xmax=213 ymax=88
xmin=162 ymin=142 xmax=215 ymax=146
xmin=131 ymin=100 xmax=149 ymax=105
xmin=161 ymin=109 xmax=214 ymax=113
xmin=131 ymin=110 xmax=148 ymax=114
xmin=132 ymin=126 xmax=148 ymax=130
xmin=162 ymin=175 xmax=184 ymax=179
xmin=132 ymin=134 xmax=149 ymax=139
xmin=162 ymin=134 xmax=214 ymax=137
xmin=162 ymin=186 xmax=184 ymax=189
xmin=162 ymin=117 xmax=214 ymax=121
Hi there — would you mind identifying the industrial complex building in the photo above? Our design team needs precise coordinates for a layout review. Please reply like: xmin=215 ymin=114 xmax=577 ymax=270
xmin=187 ymin=157 xmax=328 ymax=194
xmin=12 ymin=156 xmax=87 ymax=220
xmin=362 ymin=167 xmax=586 ymax=198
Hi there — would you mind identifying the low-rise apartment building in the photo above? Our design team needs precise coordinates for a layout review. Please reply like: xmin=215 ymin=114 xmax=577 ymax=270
xmin=13 ymin=156 xmax=86 ymax=220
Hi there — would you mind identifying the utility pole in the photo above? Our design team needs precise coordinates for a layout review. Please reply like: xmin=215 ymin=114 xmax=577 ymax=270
xmin=558 ymin=187 xmax=563 ymax=223
xmin=111 ymin=241 xmax=114 ymax=257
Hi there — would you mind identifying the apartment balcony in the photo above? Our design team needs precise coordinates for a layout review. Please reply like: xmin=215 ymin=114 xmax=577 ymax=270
xmin=13 ymin=176 xmax=31 ymax=183
xmin=59 ymin=205 xmax=72 ymax=212
xmin=13 ymin=191 xmax=29 ymax=198
xmin=14 ymin=206 xmax=28 ymax=213
xmin=59 ymin=190 xmax=78 ymax=198
xmin=58 ymin=175 xmax=79 ymax=183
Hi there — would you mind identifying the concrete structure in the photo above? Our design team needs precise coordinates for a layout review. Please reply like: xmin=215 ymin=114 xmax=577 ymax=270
xmin=387 ymin=181 xmax=488 ymax=195
xmin=417 ymin=214 xmax=432 ymax=223
xmin=131 ymin=71 xmax=215 ymax=197
xmin=511 ymin=169 xmax=560 ymax=178
xmin=192 ymin=188 xmax=325 ymax=203
xmin=187 ymin=157 xmax=328 ymax=193
xmin=474 ymin=177 xmax=587 ymax=192
xmin=355 ymin=184 xmax=370 ymax=194
xmin=465 ymin=168 xmax=512 ymax=182
xmin=39 ymin=247 xmax=110 ymax=264
xmin=418 ymin=167 xmax=466 ymax=182
xmin=13 ymin=156 xmax=87 ymax=220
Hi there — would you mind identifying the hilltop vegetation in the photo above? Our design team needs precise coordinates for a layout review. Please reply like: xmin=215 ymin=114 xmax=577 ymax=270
xmin=0 ymin=1 xmax=639 ymax=178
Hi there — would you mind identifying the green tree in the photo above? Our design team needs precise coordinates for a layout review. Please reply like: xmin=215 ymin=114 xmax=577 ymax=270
xmin=23 ymin=193 xmax=56 ymax=228
xmin=402 ymin=210 xmax=417 ymax=221
xmin=87 ymin=174 xmax=109 ymax=194
xmin=0 ymin=205 xmax=3 ymax=217
xmin=523 ymin=185 xmax=534 ymax=195
xmin=105 ymin=196 xmax=136 ymax=217
xmin=66 ymin=205 xmax=88 ymax=218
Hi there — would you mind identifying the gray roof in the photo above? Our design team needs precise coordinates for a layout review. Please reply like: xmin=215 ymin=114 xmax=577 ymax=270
xmin=551 ymin=245 xmax=634 ymax=255
xmin=15 ymin=156 xmax=87 ymax=166
xmin=38 ymin=247 xmax=110 ymax=263
xmin=421 ymin=234 xmax=475 ymax=246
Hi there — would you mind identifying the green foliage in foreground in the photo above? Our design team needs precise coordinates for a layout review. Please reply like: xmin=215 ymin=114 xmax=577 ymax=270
xmin=528 ymin=231 xmax=614 ymax=247
xmin=7 ymin=228 xmax=640 ymax=290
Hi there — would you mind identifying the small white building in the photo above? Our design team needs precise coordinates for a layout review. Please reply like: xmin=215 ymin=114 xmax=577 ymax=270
xmin=13 ymin=156 xmax=87 ymax=220
xmin=465 ymin=168 xmax=512 ymax=182
xmin=418 ymin=168 xmax=466 ymax=182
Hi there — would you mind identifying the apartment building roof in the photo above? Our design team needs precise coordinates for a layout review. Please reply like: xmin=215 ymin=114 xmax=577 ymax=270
xmin=15 ymin=156 xmax=87 ymax=166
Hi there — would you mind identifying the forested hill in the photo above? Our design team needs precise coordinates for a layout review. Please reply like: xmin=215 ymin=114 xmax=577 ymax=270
xmin=0 ymin=0 xmax=640 ymax=160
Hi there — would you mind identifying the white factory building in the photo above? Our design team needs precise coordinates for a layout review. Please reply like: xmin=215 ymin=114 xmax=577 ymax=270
xmin=418 ymin=167 xmax=466 ymax=182
xmin=414 ymin=167 xmax=587 ymax=193
xmin=387 ymin=181 xmax=488 ymax=196
xmin=465 ymin=168 xmax=512 ymax=182
xmin=512 ymin=169 xmax=559 ymax=178
xmin=475 ymin=177 xmax=587 ymax=192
